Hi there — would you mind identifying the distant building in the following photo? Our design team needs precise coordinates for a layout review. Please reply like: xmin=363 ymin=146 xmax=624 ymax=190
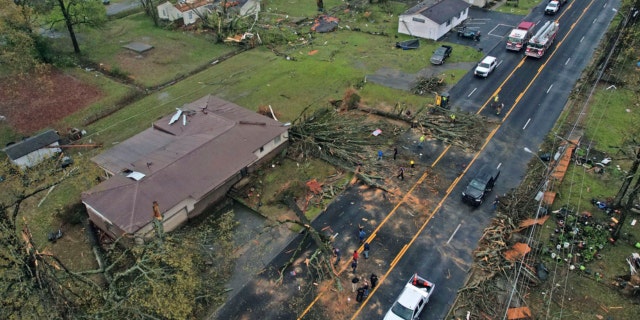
xmin=157 ymin=0 xmax=260 ymax=26
xmin=398 ymin=0 xmax=470 ymax=40
xmin=82 ymin=95 xmax=289 ymax=243
xmin=3 ymin=129 xmax=61 ymax=169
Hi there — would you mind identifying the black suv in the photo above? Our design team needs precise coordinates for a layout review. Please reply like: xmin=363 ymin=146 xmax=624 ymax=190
xmin=430 ymin=45 xmax=452 ymax=65
xmin=462 ymin=165 xmax=500 ymax=207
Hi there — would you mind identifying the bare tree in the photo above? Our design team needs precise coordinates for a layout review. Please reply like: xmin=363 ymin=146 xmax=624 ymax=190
xmin=139 ymin=0 xmax=160 ymax=26
xmin=49 ymin=0 xmax=107 ymax=54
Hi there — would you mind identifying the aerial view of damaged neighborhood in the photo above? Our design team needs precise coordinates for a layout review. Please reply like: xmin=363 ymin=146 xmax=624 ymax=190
xmin=1 ymin=0 xmax=640 ymax=319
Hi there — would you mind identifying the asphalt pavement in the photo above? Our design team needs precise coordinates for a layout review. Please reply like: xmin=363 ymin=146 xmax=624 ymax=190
xmin=105 ymin=0 xmax=141 ymax=16
xmin=213 ymin=1 xmax=620 ymax=319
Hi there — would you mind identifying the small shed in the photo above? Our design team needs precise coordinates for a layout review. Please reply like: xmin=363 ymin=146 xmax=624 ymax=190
xmin=3 ymin=129 xmax=61 ymax=169
xmin=398 ymin=0 xmax=470 ymax=40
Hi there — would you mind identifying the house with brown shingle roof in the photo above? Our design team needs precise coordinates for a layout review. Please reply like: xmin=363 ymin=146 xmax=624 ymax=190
xmin=82 ymin=95 xmax=289 ymax=243
xmin=398 ymin=0 xmax=470 ymax=40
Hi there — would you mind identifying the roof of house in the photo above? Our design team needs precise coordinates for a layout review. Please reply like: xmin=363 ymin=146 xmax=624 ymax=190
xmin=175 ymin=0 xmax=213 ymax=13
xmin=82 ymin=95 xmax=288 ymax=234
xmin=403 ymin=0 xmax=470 ymax=25
xmin=3 ymin=129 xmax=60 ymax=160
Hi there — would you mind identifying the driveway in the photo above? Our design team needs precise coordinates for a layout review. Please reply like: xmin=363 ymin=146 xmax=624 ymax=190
xmin=105 ymin=0 xmax=141 ymax=16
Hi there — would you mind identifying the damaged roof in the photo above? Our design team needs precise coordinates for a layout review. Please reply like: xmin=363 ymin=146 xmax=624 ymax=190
xmin=83 ymin=95 xmax=288 ymax=234
xmin=404 ymin=0 xmax=470 ymax=25
xmin=3 ymin=129 xmax=60 ymax=160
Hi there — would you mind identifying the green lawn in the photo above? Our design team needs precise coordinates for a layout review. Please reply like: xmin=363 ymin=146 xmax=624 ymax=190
xmin=79 ymin=13 xmax=236 ymax=88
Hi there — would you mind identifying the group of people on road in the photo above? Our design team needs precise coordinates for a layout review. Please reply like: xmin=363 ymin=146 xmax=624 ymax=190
xmin=351 ymin=273 xmax=379 ymax=302
xmin=332 ymin=225 xmax=382 ymax=303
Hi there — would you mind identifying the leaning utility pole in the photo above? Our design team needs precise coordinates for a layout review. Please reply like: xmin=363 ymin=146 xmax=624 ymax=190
xmin=612 ymin=147 xmax=640 ymax=240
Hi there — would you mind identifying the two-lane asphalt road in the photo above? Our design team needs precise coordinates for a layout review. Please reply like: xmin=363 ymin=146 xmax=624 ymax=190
xmin=212 ymin=1 xmax=621 ymax=319
xmin=357 ymin=0 xmax=621 ymax=319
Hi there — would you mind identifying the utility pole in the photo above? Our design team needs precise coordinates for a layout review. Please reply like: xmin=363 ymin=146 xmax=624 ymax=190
xmin=612 ymin=148 xmax=640 ymax=240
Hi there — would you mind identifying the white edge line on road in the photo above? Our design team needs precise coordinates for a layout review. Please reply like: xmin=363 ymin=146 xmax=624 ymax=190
xmin=593 ymin=18 xmax=598 ymax=24
xmin=446 ymin=223 xmax=462 ymax=244
xmin=523 ymin=118 xmax=532 ymax=130
xmin=565 ymin=58 xmax=571 ymax=65
xmin=468 ymin=88 xmax=477 ymax=97
xmin=580 ymin=36 xmax=585 ymax=43
xmin=546 ymin=84 xmax=553 ymax=94
xmin=497 ymin=162 xmax=502 ymax=170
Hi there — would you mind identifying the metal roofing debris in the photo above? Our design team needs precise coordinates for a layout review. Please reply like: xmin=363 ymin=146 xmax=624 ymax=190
xmin=169 ymin=108 xmax=182 ymax=125
xmin=504 ymin=242 xmax=531 ymax=262
xmin=126 ymin=171 xmax=146 ymax=181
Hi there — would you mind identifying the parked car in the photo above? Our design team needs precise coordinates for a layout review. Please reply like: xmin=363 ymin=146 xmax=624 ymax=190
xmin=456 ymin=26 xmax=481 ymax=41
xmin=545 ymin=1 xmax=560 ymax=15
xmin=474 ymin=56 xmax=497 ymax=78
xmin=462 ymin=165 xmax=500 ymax=206
xmin=430 ymin=45 xmax=453 ymax=65
xmin=384 ymin=274 xmax=435 ymax=320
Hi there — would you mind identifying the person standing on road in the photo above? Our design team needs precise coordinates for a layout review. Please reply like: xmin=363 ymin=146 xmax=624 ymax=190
xmin=363 ymin=242 xmax=370 ymax=259
xmin=351 ymin=259 xmax=358 ymax=273
xmin=419 ymin=134 xmax=425 ymax=147
xmin=370 ymin=273 xmax=378 ymax=289
xmin=393 ymin=147 xmax=398 ymax=160
xmin=493 ymin=195 xmax=500 ymax=210
xmin=358 ymin=226 xmax=366 ymax=244
xmin=352 ymin=250 xmax=359 ymax=262
xmin=397 ymin=167 xmax=405 ymax=180
xmin=333 ymin=247 xmax=341 ymax=266
xmin=361 ymin=280 xmax=370 ymax=299
xmin=351 ymin=275 xmax=359 ymax=292
xmin=377 ymin=150 xmax=383 ymax=160
xmin=356 ymin=286 xmax=365 ymax=302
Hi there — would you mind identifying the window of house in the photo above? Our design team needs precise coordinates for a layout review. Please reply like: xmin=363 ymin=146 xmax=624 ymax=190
xmin=188 ymin=12 xmax=193 ymax=20
xmin=259 ymin=146 xmax=264 ymax=153
xmin=446 ymin=19 xmax=451 ymax=27
xmin=412 ymin=17 xmax=425 ymax=23
xmin=274 ymin=135 xmax=281 ymax=144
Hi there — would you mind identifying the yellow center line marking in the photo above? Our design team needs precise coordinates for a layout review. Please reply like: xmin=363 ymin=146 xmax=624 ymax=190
xmin=303 ymin=2 xmax=596 ymax=318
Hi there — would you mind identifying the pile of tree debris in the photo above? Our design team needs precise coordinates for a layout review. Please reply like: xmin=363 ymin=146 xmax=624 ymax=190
xmin=411 ymin=75 xmax=446 ymax=96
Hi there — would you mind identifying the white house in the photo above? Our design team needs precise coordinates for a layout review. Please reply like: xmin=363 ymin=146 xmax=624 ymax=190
xmin=82 ymin=95 xmax=289 ymax=243
xmin=157 ymin=0 xmax=260 ymax=26
xmin=157 ymin=0 xmax=214 ymax=26
xmin=3 ymin=129 xmax=61 ymax=169
xmin=398 ymin=0 xmax=470 ymax=40
xmin=157 ymin=1 xmax=183 ymax=22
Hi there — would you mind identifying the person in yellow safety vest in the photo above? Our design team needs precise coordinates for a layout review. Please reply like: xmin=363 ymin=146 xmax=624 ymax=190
xmin=410 ymin=160 xmax=415 ymax=168
xmin=450 ymin=114 xmax=456 ymax=123
xmin=419 ymin=134 xmax=425 ymax=147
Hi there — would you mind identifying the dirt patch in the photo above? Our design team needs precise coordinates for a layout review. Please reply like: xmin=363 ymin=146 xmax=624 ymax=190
xmin=0 ymin=69 xmax=103 ymax=134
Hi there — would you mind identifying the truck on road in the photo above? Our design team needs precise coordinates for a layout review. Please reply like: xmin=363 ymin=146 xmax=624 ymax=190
xmin=525 ymin=21 xmax=559 ymax=58
xmin=462 ymin=165 xmax=500 ymax=207
xmin=384 ymin=274 xmax=435 ymax=320
xmin=506 ymin=21 xmax=536 ymax=52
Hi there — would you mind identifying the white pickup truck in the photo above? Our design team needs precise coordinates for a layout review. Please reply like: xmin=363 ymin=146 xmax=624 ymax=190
xmin=383 ymin=274 xmax=435 ymax=320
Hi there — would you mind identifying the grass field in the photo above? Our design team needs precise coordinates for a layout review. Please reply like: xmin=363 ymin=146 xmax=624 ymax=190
xmin=8 ymin=0 xmax=640 ymax=318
